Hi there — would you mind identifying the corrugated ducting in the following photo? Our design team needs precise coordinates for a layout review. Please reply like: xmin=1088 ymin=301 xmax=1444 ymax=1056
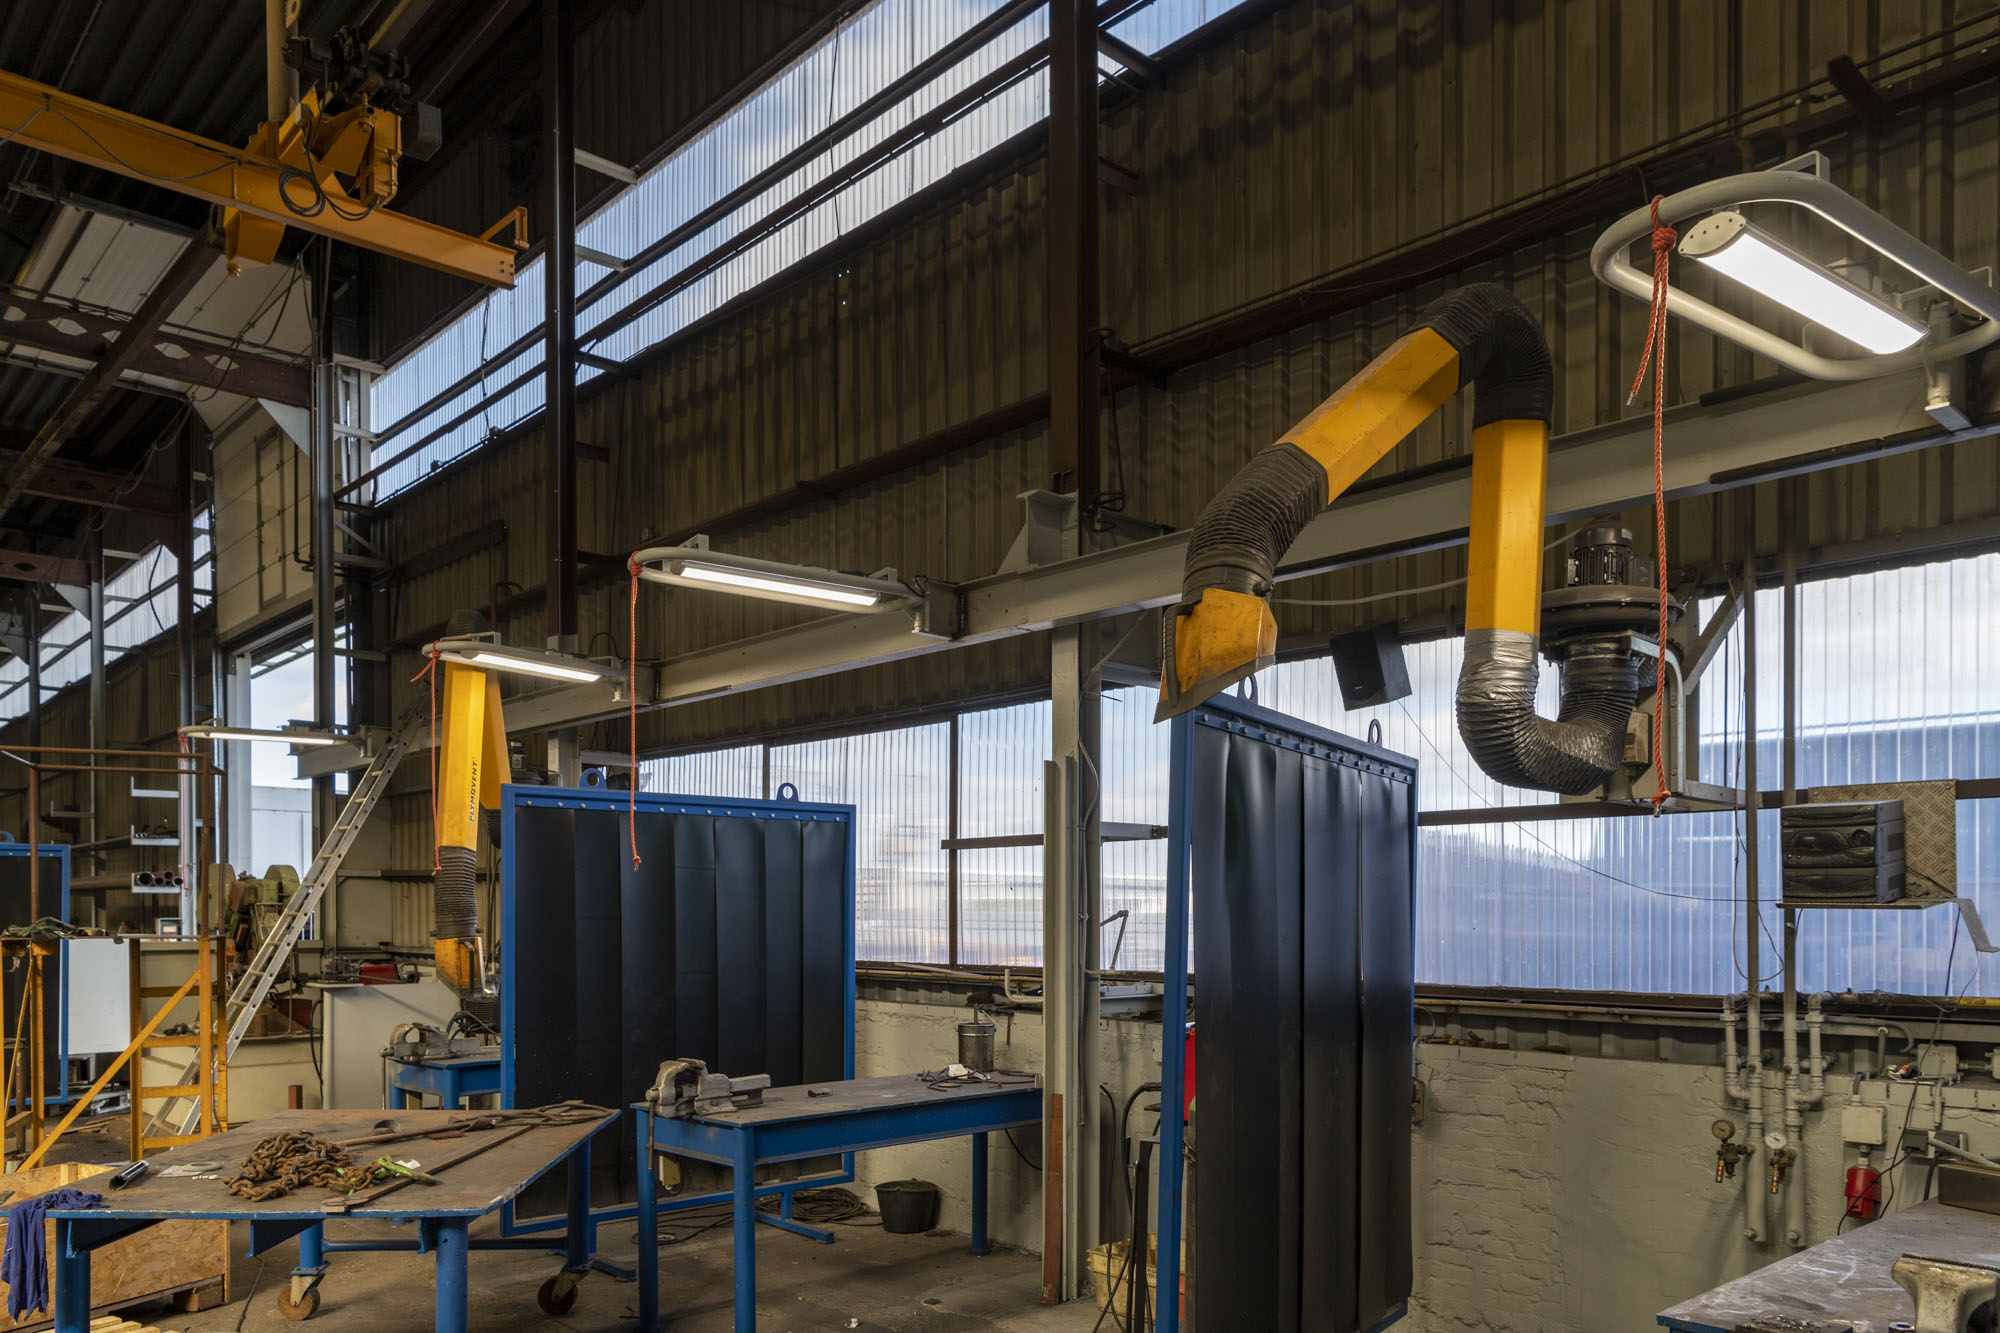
xmin=370 ymin=0 xmax=2000 ymax=875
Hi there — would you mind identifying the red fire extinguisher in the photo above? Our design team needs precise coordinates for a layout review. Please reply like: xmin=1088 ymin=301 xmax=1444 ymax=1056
xmin=1845 ymin=1161 xmax=1882 ymax=1221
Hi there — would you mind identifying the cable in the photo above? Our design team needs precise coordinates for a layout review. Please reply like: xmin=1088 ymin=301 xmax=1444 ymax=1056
xmin=1004 ymin=1127 xmax=1042 ymax=1171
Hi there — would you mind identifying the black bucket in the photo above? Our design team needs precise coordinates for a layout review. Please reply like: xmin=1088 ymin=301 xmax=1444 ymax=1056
xmin=875 ymin=1179 xmax=941 ymax=1234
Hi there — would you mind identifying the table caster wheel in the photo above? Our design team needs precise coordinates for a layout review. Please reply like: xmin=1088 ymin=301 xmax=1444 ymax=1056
xmin=278 ymin=1286 xmax=321 ymax=1321
xmin=538 ymin=1273 xmax=579 ymax=1316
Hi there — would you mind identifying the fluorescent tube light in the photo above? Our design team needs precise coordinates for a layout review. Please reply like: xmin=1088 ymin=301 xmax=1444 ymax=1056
xmin=673 ymin=562 xmax=885 ymax=608
xmin=182 ymin=725 xmax=339 ymax=746
xmin=460 ymin=650 xmax=607 ymax=683
xmin=1679 ymin=211 xmax=1925 ymax=356
xmin=632 ymin=542 xmax=920 ymax=613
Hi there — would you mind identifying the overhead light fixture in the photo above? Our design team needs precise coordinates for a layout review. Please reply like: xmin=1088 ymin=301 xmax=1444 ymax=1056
xmin=180 ymin=723 xmax=340 ymax=747
xmin=1677 ymin=211 xmax=1925 ymax=355
xmin=426 ymin=637 xmax=617 ymax=683
xmin=632 ymin=539 xmax=920 ymax=613
xmin=1592 ymin=158 xmax=2000 ymax=384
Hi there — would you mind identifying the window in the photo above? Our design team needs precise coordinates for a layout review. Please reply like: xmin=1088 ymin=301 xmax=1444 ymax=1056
xmin=638 ymin=553 xmax=1999 ymax=995
xmin=362 ymin=0 xmax=1257 ymax=499
xmin=0 ymin=516 xmax=214 ymax=723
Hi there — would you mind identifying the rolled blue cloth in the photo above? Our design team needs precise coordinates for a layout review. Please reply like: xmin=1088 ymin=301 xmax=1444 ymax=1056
xmin=3 ymin=1187 xmax=105 ymax=1319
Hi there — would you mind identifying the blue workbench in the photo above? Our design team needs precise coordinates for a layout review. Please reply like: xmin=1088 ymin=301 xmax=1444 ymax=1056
xmin=49 ymin=1107 xmax=618 ymax=1333
xmin=635 ymin=1072 xmax=1042 ymax=1332
xmin=387 ymin=1049 xmax=502 ymax=1109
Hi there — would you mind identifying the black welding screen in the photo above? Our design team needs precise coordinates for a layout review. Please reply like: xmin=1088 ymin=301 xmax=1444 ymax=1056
xmin=1191 ymin=720 xmax=1414 ymax=1333
xmin=0 ymin=850 xmax=65 ymax=1104
xmin=507 ymin=805 xmax=849 ymax=1212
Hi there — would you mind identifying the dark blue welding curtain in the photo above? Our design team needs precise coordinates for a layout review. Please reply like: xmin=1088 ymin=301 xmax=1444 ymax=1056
xmin=509 ymin=806 xmax=848 ymax=1211
xmin=1190 ymin=713 xmax=1414 ymax=1333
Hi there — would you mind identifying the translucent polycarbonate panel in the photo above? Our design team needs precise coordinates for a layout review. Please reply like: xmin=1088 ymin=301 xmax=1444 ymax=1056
xmin=772 ymin=722 xmax=950 ymax=963
xmin=0 ymin=521 xmax=214 ymax=722
xmin=640 ymin=745 xmax=764 ymax=800
xmin=956 ymin=699 xmax=1046 ymax=964
xmin=366 ymin=1 xmax=1255 ymax=498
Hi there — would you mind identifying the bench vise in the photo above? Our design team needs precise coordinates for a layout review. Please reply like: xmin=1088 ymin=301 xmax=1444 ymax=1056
xmin=646 ymin=1058 xmax=771 ymax=1118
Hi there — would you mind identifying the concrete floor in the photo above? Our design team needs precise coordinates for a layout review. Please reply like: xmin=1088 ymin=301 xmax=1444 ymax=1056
xmin=99 ymin=1212 xmax=1107 ymax=1332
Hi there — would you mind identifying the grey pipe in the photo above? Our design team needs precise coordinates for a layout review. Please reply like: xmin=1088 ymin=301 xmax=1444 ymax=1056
xmin=1455 ymin=631 xmax=1646 ymax=796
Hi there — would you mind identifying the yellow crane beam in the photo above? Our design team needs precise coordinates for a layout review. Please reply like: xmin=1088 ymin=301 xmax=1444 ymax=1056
xmin=0 ymin=69 xmax=518 ymax=287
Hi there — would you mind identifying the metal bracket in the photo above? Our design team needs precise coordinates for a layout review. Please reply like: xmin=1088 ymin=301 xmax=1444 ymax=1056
xmin=997 ymin=490 xmax=1076 ymax=572
xmin=910 ymin=581 xmax=965 ymax=641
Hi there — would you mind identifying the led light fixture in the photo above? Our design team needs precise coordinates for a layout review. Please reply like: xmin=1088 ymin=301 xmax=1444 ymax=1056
xmin=427 ymin=637 xmax=618 ymax=683
xmin=1678 ymin=211 xmax=1925 ymax=355
xmin=180 ymin=723 xmax=340 ymax=746
xmin=632 ymin=541 xmax=920 ymax=613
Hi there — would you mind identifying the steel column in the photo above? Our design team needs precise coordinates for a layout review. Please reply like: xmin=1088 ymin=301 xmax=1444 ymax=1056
xmin=1045 ymin=603 xmax=1102 ymax=1301
xmin=310 ymin=243 xmax=339 ymax=859
xmin=1046 ymin=0 xmax=1101 ymax=503
xmin=543 ymin=0 xmax=581 ymax=785
xmin=87 ymin=535 xmax=105 ymax=873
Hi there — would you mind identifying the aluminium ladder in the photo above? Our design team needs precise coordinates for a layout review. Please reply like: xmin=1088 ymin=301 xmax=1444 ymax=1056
xmin=157 ymin=721 xmax=414 ymax=1135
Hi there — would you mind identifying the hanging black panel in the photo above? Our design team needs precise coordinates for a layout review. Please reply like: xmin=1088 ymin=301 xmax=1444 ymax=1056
xmin=503 ymin=789 xmax=855 ymax=1219
xmin=1190 ymin=703 xmax=1415 ymax=1333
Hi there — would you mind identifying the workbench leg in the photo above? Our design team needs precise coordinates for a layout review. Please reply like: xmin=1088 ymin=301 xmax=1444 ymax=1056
xmin=299 ymin=1221 xmax=325 ymax=1273
xmin=732 ymin=1133 xmax=757 ymax=1333
xmin=970 ymin=1132 xmax=991 ymax=1257
xmin=636 ymin=1112 xmax=659 ymax=1333
xmin=52 ymin=1221 xmax=90 ymax=1333
xmin=432 ymin=1218 xmax=470 ymax=1333
xmin=754 ymin=1189 xmax=833 ymax=1244
xmin=565 ymin=1141 xmax=592 ymax=1271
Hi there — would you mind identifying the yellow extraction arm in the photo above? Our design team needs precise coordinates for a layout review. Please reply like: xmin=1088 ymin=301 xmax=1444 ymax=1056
xmin=432 ymin=659 xmax=509 ymax=994
xmin=1159 ymin=284 xmax=1648 ymax=795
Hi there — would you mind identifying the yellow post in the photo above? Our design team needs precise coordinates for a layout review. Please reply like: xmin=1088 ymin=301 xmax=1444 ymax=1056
xmin=128 ymin=941 xmax=143 ymax=1159
xmin=1464 ymin=419 xmax=1551 ymax=636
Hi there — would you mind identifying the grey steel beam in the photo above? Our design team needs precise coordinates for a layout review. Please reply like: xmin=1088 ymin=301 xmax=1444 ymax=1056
xmin=297 ymin=371 xmax=1995 ymax=777
xmin=0 ymin=450 xmax=177 ymax=516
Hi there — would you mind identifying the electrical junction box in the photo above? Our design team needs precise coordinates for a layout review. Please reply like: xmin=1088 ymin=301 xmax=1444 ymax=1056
xmin=1841 ymin=1103 xmax=1887 ymax=1146
xmin=1920 ymin=1044 xmax=1962 ymax=1084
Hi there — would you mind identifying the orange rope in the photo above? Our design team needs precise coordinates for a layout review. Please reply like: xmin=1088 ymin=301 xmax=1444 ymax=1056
xmin=627 ymin=558 xmax=643 ymax=869
xmin=412 ymin=650 xmax=442 ymax=871
xmin=1625 ymin=195 xmax=1675 ymax=812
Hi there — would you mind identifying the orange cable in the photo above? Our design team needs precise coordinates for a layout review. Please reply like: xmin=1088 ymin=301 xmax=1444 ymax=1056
xmin=1624 ymin=195 xmax=1676 ymax=812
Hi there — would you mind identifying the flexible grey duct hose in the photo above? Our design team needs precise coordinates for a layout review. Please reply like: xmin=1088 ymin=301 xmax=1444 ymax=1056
xmin=434 ymin=843 xmax=479 ymax=941
xmin=1455 ymin=630 xmax=1645 ymax=795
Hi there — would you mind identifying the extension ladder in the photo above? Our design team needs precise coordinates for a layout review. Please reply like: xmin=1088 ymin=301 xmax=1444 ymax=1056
xmin=158 ymin=722 xmax=413 ymax=1134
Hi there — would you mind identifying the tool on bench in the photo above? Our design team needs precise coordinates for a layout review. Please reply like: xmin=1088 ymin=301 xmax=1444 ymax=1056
xmin=107 ymin=1160 xmax=151 ymax=1190
xmin=1890 ymin=1253 xmax=2000 ymax=1333
xmin=646 ymin=1058 xmax=771 ymax=1118
xmin=319 ymin=1125 xmax=535 ymax=1213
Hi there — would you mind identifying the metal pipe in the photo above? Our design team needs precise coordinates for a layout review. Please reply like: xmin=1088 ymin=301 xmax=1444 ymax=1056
xmin=264 ymin=0 xmax=290 ymax=124
xmin=1742 ymin=528 xmax=1768 ymax=1244
xmin=88 ymin=535 xmax=105 ymax=876
xmin=1779 ymin=516 xmax=1806 ymax=1247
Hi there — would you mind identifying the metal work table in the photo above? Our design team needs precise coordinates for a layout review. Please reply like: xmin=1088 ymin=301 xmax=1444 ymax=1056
xmin=49 ymin=1107 xmax=617 ymax=1333
xmin=1657 ymin=1201 xmax=2000 ymax=1331
xmin=635 ymin=1072 xmax=1042 ymax=1333
xmin=387 ymin=1049 xmax=502 ymax=1109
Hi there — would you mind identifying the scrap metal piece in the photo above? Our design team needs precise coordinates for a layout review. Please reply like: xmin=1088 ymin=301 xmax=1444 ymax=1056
xmin=1891 ymin=1254 xmax=1999 ymax=1333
